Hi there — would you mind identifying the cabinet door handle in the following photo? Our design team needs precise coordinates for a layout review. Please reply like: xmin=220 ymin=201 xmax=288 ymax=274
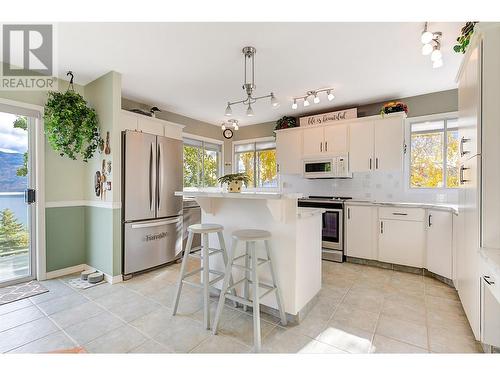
xmin=459 ymin=165 xmax=470 ymax=184
xmin=460 ymin=137 xmax=470 ymax=157
xmin=347 ymin=208 xmax=350 ymax=219
xmin=428 ymin=214 xmax=432 ymax=227
xmin=375 ymin=157 xmax=379 ymax=169
xmin=320 ymin=142 xmax=322 ymax=152
xmin=380 ymin=221 xmax=384 ymax=234
xmin=392 ymin=212 xmax=408 ymax=216
xmin=369 ymin=158 xmax=372 ymax=170
xmin=325 ymin=141 xmax=328 ymax=152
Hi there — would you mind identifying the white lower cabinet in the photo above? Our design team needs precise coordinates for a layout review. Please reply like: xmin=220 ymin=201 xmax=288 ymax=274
xmin=345 ymin=205 xmax=375 ymax=260
xmin=378 ymin=212 xmax=425 ymax=268
xmin=426 ymin=210 xmax=453 ymax=279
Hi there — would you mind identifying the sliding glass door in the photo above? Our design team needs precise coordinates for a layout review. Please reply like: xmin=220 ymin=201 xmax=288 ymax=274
xmin=0 ymin=109 xmax=36 ymax=287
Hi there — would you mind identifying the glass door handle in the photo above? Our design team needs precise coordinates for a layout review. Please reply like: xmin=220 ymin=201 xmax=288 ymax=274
xmin=24 ymin=189 xmax=36 ymax=204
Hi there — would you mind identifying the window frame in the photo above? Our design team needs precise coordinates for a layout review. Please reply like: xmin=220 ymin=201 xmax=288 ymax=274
xmin=182 ymin=132 xmax=224 ymax=190
xmin=232 ymin=136 xmax=279 ymax=191
xmin=405 ymin=112 xmax=459 ymax=191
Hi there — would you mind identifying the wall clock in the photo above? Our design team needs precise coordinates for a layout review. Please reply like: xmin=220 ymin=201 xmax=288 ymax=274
xmin=223 ymin=128 xmax=234 ymax=139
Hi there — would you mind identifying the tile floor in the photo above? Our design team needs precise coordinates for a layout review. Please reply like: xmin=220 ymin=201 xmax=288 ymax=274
xmin=0 ymin=260 xmax=483 ymax=353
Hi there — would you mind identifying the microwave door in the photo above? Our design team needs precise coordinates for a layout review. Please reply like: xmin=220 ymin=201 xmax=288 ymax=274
xmin=124 ymin=131 xmax=157 ymax=222
xmin=156 ymin=136 xmax=183 ymax=219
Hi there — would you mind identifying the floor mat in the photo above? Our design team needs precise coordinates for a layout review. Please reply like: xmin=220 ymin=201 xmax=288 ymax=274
xmin=0 ymin=280 xmax=48 ymax=305
xmin=67 ymin=277 xmax=105 ymax=289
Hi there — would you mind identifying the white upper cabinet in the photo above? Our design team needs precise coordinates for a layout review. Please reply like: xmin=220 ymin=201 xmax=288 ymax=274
xmin=120 ymin=110 xmax=184 ymax=140
xmin=373 ymin=116 xmax=404 ymax=171
xmin=276 ymin=129 xmax=303 ymax=174
xmin=302 ymin=126 xmax=326 ymax=157
xmin=426 ymin=210 xmax=453 ymax=279
xmin=345 ymin=204 xmax=375 ymax=260
xmin=138 ymin=117 xmax=164 ymax=136
xmin=323 ymin=124 xmax=349 ymax=155
xmin=349 ymin=120 xmax=374 ymax=172
xmin=121 ymin=111 xmax=139 ymax=131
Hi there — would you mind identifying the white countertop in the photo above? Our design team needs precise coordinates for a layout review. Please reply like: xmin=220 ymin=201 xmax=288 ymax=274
xmin=480 ymin=248 xmax=500 ymax=279
xmin=176 ymin=191 xmax=303 ymax=200
xmin=346 ymin=199 xmax=458 ymax=214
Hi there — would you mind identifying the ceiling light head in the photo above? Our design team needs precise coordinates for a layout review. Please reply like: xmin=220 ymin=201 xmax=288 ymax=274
xmin=221 ymin=123 xmax=226 ymax=130
xmin=327 ymin=91 xmax=335 ymax=101
xmin=292 ymin=99 xmax=298 ymax=110
xmin=421 ymin=30 xmax=434 ymax=44
xmin=225 ymin=103 xmax=232 ymax=116
xmin=422 ymin=43 xmax=433 ymax=56
xmin=431 ymin=47 xmax=442 ymax=62
xmin=303 ymin=97 xmax=310 ymax=107
xmin=270 ymin=93 xmax=280 ymax=108
xmin=246 ymin=103 xmax=254 ymax=117
xmin=432 ymin=59 xmax=443 ymax=69
xmin=234 ymin=124 xmax=239 ymax=130
xmin=313 ymin=93 xmax=320 ymax=104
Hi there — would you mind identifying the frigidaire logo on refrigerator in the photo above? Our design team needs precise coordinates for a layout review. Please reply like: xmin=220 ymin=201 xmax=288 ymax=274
xmin=145 ymin=232 xmax=168 ymax=242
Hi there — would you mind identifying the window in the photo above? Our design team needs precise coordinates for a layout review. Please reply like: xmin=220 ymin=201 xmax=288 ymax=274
xmin=234 ymin=139 xmax=277 ymax=188
xmin=409 ymin=117 xmax=459 ymax=188
xmin=183 ymin=136 xmax=222 ymax=188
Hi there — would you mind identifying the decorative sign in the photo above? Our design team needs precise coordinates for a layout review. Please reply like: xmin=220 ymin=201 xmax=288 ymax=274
xmin=299 ymin=108 xmax=358 ymax=127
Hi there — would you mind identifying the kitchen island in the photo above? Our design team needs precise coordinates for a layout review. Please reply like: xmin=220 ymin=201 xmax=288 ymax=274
xmin=175 ymin=191 xmax=323 ymax=319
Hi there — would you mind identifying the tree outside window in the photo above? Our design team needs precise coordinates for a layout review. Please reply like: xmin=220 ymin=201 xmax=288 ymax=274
xmin=183 ymin=138 xmax=221 ymax=188
xmin=234 ymin=140 xmax=277 ymax=188
xmin=410 ymin=118 xmax=459 ymax=189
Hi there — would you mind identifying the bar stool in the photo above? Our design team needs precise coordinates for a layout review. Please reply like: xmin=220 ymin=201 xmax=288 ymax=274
xmin=212 ymin=229 xmax=287 ymax=352
xmin=172 ymin=223 xmax=234 ymax=330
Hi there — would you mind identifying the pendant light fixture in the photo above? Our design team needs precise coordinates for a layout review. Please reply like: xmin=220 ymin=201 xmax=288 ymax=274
xmin=221 ymin=119 xmax=239 ymax=131
xmin=420 ymin=22 xmax=443 ymax=69
xmin=224 ymin=46 xmax=279 ymax=117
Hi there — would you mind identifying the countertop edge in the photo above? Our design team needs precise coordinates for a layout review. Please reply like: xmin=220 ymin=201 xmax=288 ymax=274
xmin=344 ymin=200 xmax=458 ymax=214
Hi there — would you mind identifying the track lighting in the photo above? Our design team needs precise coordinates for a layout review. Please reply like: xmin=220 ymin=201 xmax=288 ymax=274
xmin=420 ymin=23 xmax=443 ymax=68
xmin=291 ymin=87 xmax=334 ymax=109
xmin=270 ymin=93 xmax=279 ymax=108
xmin=221 ymin=119 xmax=239 ymax=131
xmin=225 ymin=103 xmax=232 ymax=116
xmin=221 ymin=123 xmax=226 ymax=130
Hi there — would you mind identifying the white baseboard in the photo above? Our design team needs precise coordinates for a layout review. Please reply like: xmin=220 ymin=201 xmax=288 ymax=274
xmin=45 ymin=264 xmax=89 ymax=279
xmin=104 ymin=273 xmax=123 ymax=284
xmin=45 ymin=264 xmax=123 ymax=284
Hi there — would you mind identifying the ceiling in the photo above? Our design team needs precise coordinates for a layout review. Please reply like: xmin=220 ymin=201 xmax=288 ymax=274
xmin=57 ymin=22 xmax=464 ymax=126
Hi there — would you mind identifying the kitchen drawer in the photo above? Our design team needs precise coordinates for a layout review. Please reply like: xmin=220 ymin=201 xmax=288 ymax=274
xmin=378 ymin=207 xmax=425 ymax=222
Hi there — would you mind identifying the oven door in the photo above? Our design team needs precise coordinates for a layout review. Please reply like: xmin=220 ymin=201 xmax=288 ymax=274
xmin=322 ymin=208 xmax=343 ymax=250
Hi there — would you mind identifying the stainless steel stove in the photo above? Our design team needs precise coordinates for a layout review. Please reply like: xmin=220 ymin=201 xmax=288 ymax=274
xmin=298 ymin=196 xmax=352 ymax=262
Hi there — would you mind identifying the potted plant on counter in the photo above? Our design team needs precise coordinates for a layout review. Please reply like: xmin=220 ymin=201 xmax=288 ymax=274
xmin=218 ymin=173 xmax=250 ymax=193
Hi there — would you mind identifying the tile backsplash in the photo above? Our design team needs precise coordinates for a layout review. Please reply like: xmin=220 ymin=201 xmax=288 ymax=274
xmin=280 ymin=172 xmax=458 ymax=204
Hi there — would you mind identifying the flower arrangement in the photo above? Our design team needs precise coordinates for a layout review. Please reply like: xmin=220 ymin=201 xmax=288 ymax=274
xmin=274 ymin=116 xmax=297 ymax=132
xmin=380 ymin=101 xmax=408 ymax=116
xmin=454 ymin=22 xmax=478 ymax=54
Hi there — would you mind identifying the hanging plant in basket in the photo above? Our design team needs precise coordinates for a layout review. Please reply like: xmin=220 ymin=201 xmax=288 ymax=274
xmin=274 ymin=116 xmax=298 ymax=132
xmin=44 ymin=72 xmax=101 ymax=162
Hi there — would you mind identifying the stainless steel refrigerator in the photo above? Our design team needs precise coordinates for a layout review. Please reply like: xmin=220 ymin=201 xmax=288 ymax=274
xmin=122 ymin=130 xmax=183 ymax=276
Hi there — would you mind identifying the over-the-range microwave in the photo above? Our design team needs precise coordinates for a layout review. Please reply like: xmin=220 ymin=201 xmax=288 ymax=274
xmin=302 ymin=155 xmax=352 ymax=179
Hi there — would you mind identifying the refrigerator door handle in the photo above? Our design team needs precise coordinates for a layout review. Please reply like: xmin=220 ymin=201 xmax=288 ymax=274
xmin=131 ymin=217 xmax=181 ymax=229
xmin=149 ymin=142 xmax=154 ymax=211
xmin=157 ymin=142 xmax=163 ymax=212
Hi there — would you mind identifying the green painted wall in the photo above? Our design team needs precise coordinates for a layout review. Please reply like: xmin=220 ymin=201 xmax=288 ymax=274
xmin=84 ymin=206 xmax=113 ymax=276
xmin=45 ymin=206 xmax=86 ymax=272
